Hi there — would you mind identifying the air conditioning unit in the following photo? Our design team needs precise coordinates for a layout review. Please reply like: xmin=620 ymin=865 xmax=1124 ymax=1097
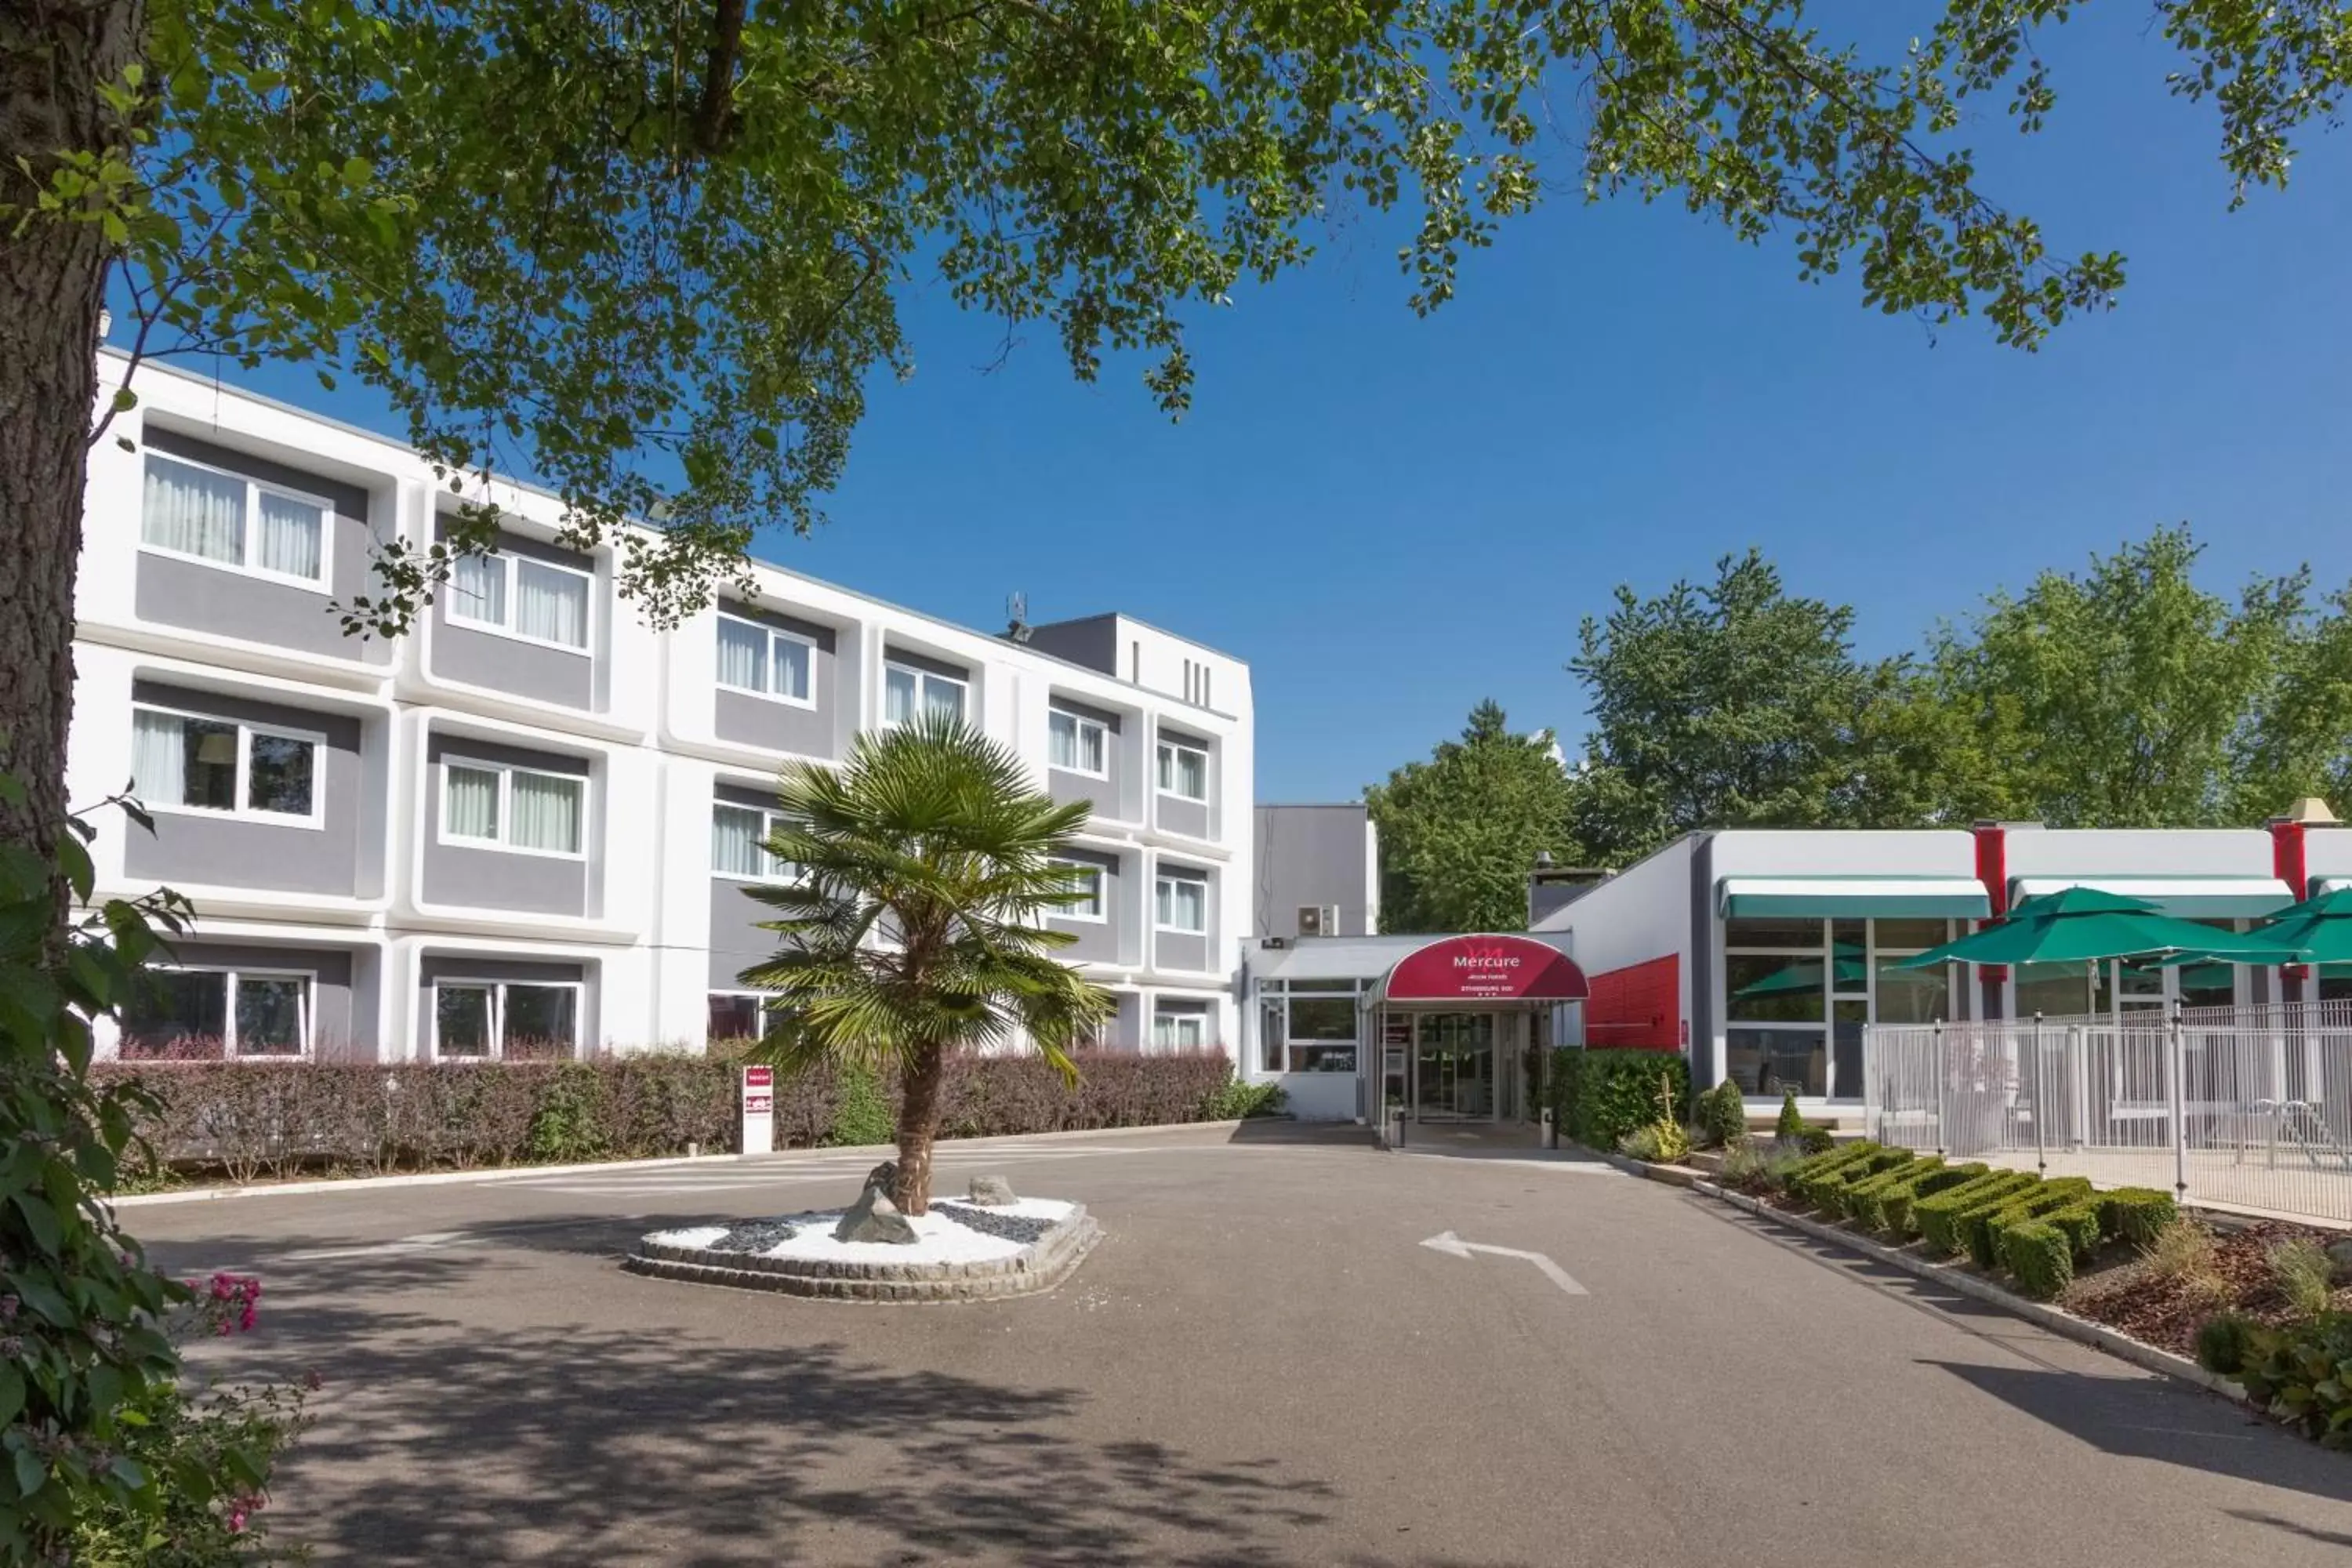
xmin=1297 ymin=904 xmax=1341 ymax=938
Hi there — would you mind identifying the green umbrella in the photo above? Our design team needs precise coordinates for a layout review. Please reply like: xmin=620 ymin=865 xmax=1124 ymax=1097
xmin=2155 ymin=884 xmax=2352 ymax=967
xmin=1890 ymin=886 xmax=2299 ymax=970
xmin=1732 ymin=943 xmax=1866 ymax=999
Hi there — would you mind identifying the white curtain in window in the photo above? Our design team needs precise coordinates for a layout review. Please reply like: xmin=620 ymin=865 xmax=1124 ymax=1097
xmin=1078 ymin=722 xmax=1105 ymax=773
xmin=1176 ymin=748 xmax=1207 ymax=798
xmin=256 ymin=492 xmax=325 ymax=580
xmin=142 ymin=456 xmax=245 ymax=563
xmin=1050 ymin=713 xmax=1078 ymax=769
xmin=712 ymin=804 xmax=766 ymax=876
xmin=516 ymin=561 xmax=588 ymax=646
xmin=445 ymin=764 xmax=501 ymax=840
xmin=510 ymin=771 xmax=583 ymax=852
xmin=131 ymin=710 xmax=187 ymax=804
xmin=716 ymin=619 xmax=768 ymax=690
xmin=1159 ymin=877 xmax=1205 ymax=931
xmin=451 ymin=555 xmax=506 ymax=625
xmin=885 ymin=666 xmax=917 ymax=724
xmin=773 ymin=637 xmax=811 ymax=700
xmin=923 ymin=675 xmax=964 ymax=722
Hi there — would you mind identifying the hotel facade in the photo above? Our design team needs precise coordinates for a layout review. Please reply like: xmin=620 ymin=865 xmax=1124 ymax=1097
xmin=71 ymin=354 xmax=1253 ymax=1061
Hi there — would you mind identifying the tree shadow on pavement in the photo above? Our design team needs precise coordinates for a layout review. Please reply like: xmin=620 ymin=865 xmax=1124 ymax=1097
xmin=1922 ymin=1359 xmax=2352 ymax=1509
xmin=151 ymin=1236 xmax=1515 ymax=1568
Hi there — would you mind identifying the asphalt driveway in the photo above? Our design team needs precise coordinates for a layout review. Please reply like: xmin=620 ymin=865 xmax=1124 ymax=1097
xmin=129 ymin=1123 xmax=2352 ymax=1566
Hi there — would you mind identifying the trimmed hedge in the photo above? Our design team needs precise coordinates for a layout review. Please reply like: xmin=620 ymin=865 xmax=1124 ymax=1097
xmin=1875 ymin=1163 xmax=1986 ymax=1238
xmin=2096 ymin=1187 xmax=2178 ymax=1247
xmin=1795 ymin=1145 xmax=1912 ymax=1211
xmin=1968 ymin=1177 xmax=2093 ymax=1270
xmin=2002 ymin=1221 xmax=2074 ymax=1300
xmin=97 ymin=1048 xmax=1244 ymax=1184
xmin=1548 ymin=1050 xmax=1691 ymax=1151
xmin=1916 ymin=1171 xmax=2041 ymax=1256
xmin=1840 ymin=1157 xmax=1941 ymax=1229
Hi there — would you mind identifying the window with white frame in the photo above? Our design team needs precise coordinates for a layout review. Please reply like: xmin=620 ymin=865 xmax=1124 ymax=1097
xmin=441 ymin=758 xmax=585 ymax=855
xmin=433 ymin=980 xmax=579 ymax=1059
xmin=1257 ymin=979 xmax=1359 ymax=1073
xmin=883 ymin=660 xmax=967 ymax=727
xmin=707 ymin=993 xmax=793 ymax=1042
xmin=1156 ymin=869 xmax=1208 ymax=933
xmin=1724 ymin=916 xmax=1958 ymax=1102
xmin=122 ymin=967 xmax=310 ymax=1058
xmin=715 ymin=612 xmax=816 ymax=705
xmin=1152 ymin=1004 xmax=1209 ymax=1051
xmin=1051 ymin=857 xmax=1105 ymax=920
xmin=1048 ymin=709 xmax=1109 ymax=775
xmin=131 ymin=706 xmax=322 ymax=824
xmin=711 ymin=801 xmax=795 ymax=880
xmin=447 ymin=550 xmax=592 ymax=649
xmin=1156 ymin=737 xmax=1208 ymax=801
xmin=141 ymin=451 xmax=329 ymax=586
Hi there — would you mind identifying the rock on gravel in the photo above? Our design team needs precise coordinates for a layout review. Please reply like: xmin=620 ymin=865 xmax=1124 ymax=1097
xmin=935 ymin=1201 xmax=1055 ymax=1245
xmin=706 ymin=1220 xmax=800 ymax=1254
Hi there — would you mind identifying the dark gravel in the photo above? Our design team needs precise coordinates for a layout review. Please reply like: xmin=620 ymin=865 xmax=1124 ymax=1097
xmin=935 ymin=1201 xmax=1056 ymax=1246
xmin=703 ymin=1218 xmax=803 ymax=1254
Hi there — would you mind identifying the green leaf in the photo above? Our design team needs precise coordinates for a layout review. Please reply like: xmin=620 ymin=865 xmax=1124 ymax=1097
xmin=10 ymin=1193 xmax=60 ymax=1255
xmin=0 ymin=1367 xmax=23 ymax=1429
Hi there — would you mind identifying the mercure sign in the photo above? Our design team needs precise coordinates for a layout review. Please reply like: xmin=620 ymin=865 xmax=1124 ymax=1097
xmin=1381 ymin=935 xmax=1591 ymax=1004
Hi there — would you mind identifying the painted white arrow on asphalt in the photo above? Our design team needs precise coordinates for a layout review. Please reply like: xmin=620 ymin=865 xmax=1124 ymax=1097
xmin=1420 ymin=1231 xmax=1588 ymax=1296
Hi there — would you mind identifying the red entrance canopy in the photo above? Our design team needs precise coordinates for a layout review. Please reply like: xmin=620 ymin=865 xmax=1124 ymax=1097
xmin=1378 ymin=935 xmax=1590 ymax=1005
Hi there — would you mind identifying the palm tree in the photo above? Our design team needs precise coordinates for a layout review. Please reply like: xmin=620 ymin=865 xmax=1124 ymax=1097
xmin=738 ymin=712 xmax=1114 ymax=1214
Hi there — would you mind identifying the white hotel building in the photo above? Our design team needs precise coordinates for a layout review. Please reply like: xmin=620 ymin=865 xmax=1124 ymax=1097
xmin=70 ymin=354 xmax=1254 ymax=1061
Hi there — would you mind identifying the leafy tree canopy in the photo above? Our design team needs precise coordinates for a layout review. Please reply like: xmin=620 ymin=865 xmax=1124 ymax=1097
xmin=45 ymin=0 xmax=2352 ymax=634
xmin=1367 ymin=700 xmax=1579 ymax=932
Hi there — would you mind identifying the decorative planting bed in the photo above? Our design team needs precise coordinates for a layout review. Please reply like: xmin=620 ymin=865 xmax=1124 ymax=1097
xmin=626 ymin=1196 xmax=1100 ymax=1303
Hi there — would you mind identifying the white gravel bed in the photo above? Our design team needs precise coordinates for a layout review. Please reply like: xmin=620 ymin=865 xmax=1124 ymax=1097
xmin=645 ymin=1197 xmax=1076 ymax=1267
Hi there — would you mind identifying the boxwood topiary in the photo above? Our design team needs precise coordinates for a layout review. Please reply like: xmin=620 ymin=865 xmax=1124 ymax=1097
xmin=1917 ymin=1171 xmax=2039 ymax=1256
xmin=1878 ymin=1162 xmax=1987 ymax=1239
xmin=2194 ymin=1312 xmax=2256 ymax=1377
xmin=1775 ymin=1088 xmax=1805 ymax=1142
xmin=1839 ymin=1159 xmax=1939 ymax=1225
xmin=2003 ymin=1220 xmax=2074 ymax=1300
xmin=1696 ymin=1080 xmax=1750 ymax=1148
xmin=1969 ymin=1178 xmax=2094 ymax=1270
xmin=2096 ymin=1187 xmax=2178 ymax=1247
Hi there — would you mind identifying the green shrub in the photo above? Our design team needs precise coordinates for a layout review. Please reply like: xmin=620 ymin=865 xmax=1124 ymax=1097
xmin=1969 ymin=1177 xmax=2093 ymax=1270
xmin=1878 ymin=1163 xmax=1987 ymax=1238
xmin=2096 ymin=1187 xmax=2178 ymax=1247
xmin=1796 ymin=1145 xmax=1912 ymax=1210
xmin=1548 ymin=1050 xmax=1691 ymax=1150
xmin=1775 ymin=1088 xmax=1804 ymax=1142
xmin=1202 ymin=1076 xmax=1288 ymax=1120
xmin=1618 ymin=1124 xmax=1666 ymax=1162
xmin=1718 ymin=1139 xmax=1772 ymax=1191
xmin=826 ymin=1062 xmax=896 ymax=1145
xmin=1798 ymin=1122 xmax=1837 ymax=1155
xmin=2238 ymin=1313 xmax=2352 ymax=1448
xmin=1775 ymin=1139 xmax=1880 ymax=1200
xmin=1844 ymin=1158 xmax=1943 ymax=1229
xmin=527 ymin=1062 xmax=615 ymax=1163
xmin=1916 ymin=1171 xmax=2039 ymax=1256
xmin=2195 ymin=1312 xmax=2257 ymax=1377
xmin=2003 ymin=1221 xmax=2074 ymax=1300
xmin=1694 ymin=1080 xmax=1749 ymax=1148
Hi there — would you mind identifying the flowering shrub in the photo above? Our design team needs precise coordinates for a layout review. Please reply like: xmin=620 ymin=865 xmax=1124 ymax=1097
xmin=70 ymin=1271 xmax=315 ymax=1565
xmin=96 ymin=1048 xmax=1247 ymax=1181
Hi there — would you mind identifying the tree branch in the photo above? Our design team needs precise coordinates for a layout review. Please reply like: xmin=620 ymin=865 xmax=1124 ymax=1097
xmin=692 ymin=0 xmax=747 ymax=152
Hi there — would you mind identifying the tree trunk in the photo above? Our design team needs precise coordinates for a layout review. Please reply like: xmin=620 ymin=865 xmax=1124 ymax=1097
xmin=893 ymin=1043 xmax=944 ymax=1214
xmin=2 ymin=0 xmax=142 ymax=927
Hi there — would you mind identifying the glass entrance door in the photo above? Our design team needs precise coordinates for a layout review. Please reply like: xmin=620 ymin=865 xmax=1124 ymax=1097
xmin=1414 ymin=1012 xmax=1496 ymax=1120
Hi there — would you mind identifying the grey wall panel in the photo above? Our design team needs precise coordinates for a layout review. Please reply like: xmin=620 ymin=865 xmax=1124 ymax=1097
xmin=715 ymin=690 xmax=833 ymax=757
xmin=1049 ymin=768 xmax=1119 ymax=822
xmin=426 ymin=524 xmax=597 ymax=708
xmin=709 ymin=880 xmax=780 ymax=990
xmin=1158 ymin=795 xmax=1210 ymax=839
xmin=164 ymin=942 xmax=354 ymax=1052
xmin=122 ymin=682 xmax=365 ymax=896
xmin=419 ymin=733 xmax=590 ymax=916
xmin=137 ymin=430 xmax=390 ymax=663
xmin=1048 ymin=848 xmax=1123 ymax=964
xmin=1106 ymin=991 xmax=1145 ymax=1051
xmin=1157 ymin=931 xmax=1208 ymax=972
xmin=1254 ymin=804 xmax=1372 ymax=938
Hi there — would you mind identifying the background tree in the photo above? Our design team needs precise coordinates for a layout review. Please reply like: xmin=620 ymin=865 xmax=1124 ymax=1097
xmin=1923 ymin=527 xmax=2310 ymax=826
xmin=1567 ymin=551 xmax=1883 ymax=862
xmin=739 ymin=714 xmax=1112 ymax=1214
xmin=2231 ymin=584 xmax=2352 ymax=821
xmin=1366 ymin=701 xmax=1579 ymax=932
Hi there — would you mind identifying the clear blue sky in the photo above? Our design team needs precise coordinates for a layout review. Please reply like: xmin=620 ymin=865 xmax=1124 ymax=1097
xmin=164 ymin=13 xmax=2352 ymax=804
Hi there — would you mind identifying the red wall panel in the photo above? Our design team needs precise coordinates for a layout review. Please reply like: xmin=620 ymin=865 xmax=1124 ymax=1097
xmin=1584 ymin=955 xmax=1680 ymax=1050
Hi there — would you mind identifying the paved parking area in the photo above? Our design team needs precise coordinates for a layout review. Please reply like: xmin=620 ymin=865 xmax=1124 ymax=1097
xmin=133 ymin=1123 xmax=2352 ymax=1566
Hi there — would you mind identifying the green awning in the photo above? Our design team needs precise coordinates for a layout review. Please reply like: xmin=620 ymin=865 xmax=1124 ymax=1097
xmin=1719 ymin=877 xmax=1991 ymax=920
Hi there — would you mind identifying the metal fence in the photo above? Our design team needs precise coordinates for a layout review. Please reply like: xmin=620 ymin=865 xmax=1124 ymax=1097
xmin=1863 ymin=1001 xmax=2352 ymax=1225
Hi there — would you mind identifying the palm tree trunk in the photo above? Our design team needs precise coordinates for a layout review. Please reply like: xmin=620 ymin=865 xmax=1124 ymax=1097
xmin=893 ymin=1043 xmax=944 ymax=1214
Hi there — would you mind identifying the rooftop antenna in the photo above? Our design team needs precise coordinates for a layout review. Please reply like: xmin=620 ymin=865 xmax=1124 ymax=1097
xmin=1006 ymin=590 xmax=1033 ymax=643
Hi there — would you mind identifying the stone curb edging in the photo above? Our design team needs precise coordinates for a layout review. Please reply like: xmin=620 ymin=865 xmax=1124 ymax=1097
xmin=1600 ymin=1152 xmax=1704 ymax=1188
xmin=107 ymin=1119 xmax=1249 ymax=1209
xmin=622 ymin=1207 xmax=1102 ymax=1303
xmin=1692 ymin=1180 xmax=2251 ymax=1404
